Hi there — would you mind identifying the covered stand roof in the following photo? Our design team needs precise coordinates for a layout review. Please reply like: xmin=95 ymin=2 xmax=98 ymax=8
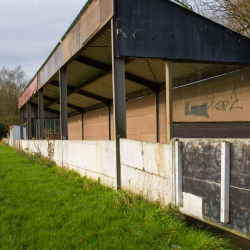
xmin=18 ymin=0 xmax=250 ymax=117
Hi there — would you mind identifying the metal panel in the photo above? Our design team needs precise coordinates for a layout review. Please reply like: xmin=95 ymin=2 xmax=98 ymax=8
xmin=82 ymin=74 xmax=113 ymax=99
xmin=173 ymin=123 xmax=250 ymax=138
xmin=116 ymin=0 xmax=250 ymax=63
xmin=68 ymin=94 xmax=100 ymax=108
xmin=39 ymin=62 xmax=50 ymax=89
xmin=67 ymin=61 xmax=102 ymax=87
xmin=18 ymin=76 xmax=38 ymax=109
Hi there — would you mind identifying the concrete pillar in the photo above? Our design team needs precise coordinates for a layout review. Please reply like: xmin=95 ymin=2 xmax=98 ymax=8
xmin=166 ymin=61 xmax=173 ymax=144
xmin=38 ymin=88 xmax=44 ymax=140
xmin=59 ymin=66 xmax=68 ymax=140
xmin=20 ymin=107 xmax=24 ymax=140
xmin=221 ymin=141 xmax=230 ymax=223
xmin=112 ymin=19 xmax=126 ymax=190
xmin=27 ymin=101 xmax=32 ymax=140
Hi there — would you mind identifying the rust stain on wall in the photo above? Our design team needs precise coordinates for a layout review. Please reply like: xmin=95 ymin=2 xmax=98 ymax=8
xmin=154 ymin=143 xmax=164 ymax=175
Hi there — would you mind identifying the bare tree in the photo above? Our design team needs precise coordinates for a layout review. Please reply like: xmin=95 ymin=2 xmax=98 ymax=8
xmin=190 ymin=0 xmax=250 ymax=37
xmin=0 ymin=66 xmax=29 ymax=129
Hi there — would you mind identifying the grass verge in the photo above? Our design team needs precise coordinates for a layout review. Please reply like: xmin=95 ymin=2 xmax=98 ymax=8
xmin=0 ymin=141 xmax=235 ymax=249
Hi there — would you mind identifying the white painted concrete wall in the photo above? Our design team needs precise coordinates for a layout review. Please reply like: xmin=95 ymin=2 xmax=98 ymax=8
xmin=120 ymin=139 xmax=174 ymax=205
xmin=16 ymin=140 xmax=116 ymax=187
xmin=14 ymin=139 xmax=174 ymax=204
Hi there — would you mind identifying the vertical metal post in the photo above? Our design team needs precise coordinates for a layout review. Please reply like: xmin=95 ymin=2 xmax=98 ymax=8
xmin=175 ymin=141 xmax=183 ymax=206
xmin=155 ymin=92 xmax=159 ymax=143
xmin=166 ymin=61 xmax=173 ymax=144
xmin=20 ymin=107 xmax=24 ymax=140
xmin=38 ymin=88 xmax=44 ymax=140
xmin=112 ymin=19 xmax=126 ymax=190
xmin=108 ymin=105 xmax=111 ymax=140
xmin=82 ymin=113 xmax=84 ymax=140
xmin=221 ymin=141 xmax=230 ymax=223
xmin=59 ymin=66 xmax=68 ymax=140
xmin=27 ymin=102 xmax=32 ymax=140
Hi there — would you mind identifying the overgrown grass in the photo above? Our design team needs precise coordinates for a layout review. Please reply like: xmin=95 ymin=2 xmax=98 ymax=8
xmin=0 ymin=141 xmax=235 ymax=249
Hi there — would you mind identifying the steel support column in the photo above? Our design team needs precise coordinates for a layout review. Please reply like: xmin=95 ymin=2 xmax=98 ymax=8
xmin=166 ymin=61 xmax=173 ymax=144
xmin=38 ymin=88 xmax=44 ymax=140
xmin=20 ymin=107 xmax=24 ymax=140
xmin=59 ymin=66 xmax=68 ymax=140
xmin=108 ymin=106 xmax=111 ymax=140
xmin=82 ymin=113 xmax=84 ymax=140
xmin=112 ymin=17 xmax=126 ymax=190
xmin=27 ymin=101 xmax=32 ymax=140
xmin=155 ymin=92 xmax=159 ymax=143
xmin=112 ymin=57 xmax=126 ymax=190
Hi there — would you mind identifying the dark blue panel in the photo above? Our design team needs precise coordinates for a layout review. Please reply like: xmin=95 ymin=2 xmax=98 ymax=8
xmin=116 ymin=0 xmax=250 ymax=63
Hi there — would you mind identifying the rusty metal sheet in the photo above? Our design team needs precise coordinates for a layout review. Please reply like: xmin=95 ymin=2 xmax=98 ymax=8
xmin=39 ymin=63 xmax=50 ymax=89
xmin=18 ymin=76 xmax=38 ymax=109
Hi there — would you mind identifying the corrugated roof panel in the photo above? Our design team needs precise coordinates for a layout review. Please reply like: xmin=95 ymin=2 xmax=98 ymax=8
xmin=126 ymin=60 xmax=158 ymax=83
xmin=81 ymin=47 xmax=112 ymax=65
xmin=90 ymin=27 xmax=111 ymax=46
xmin=67 ymin=94 xmax=101 ymax=108
xmin=44 ymin=100 xmax=51 ymax=106
xmin=125 ymin=79 xmax=147 ymax=94
xmin=32 ymin=97 xmax=38 ymax=105
xmin=53 ymin=75 xmax=59 ymax=82
xmin=172 ymin=63 xmax=245 ymax=88
xmin=82 ymin=74 xmax=113 ymax=99
xmin=48 ymin=103 xmax=60 ymax=112
xmin=43 ymin=85 xmax=59 ymax=99
xmin=67 ymin=61 xmax=102 ymax=87
xmin=145 ymin=59 xmax=165 ymax=83
xmin=80 ymin=27 xmax=112 ymax=65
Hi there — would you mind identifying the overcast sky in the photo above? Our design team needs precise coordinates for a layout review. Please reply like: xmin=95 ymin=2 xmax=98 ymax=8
xmin=0 ymin=0 xmax=88 ymax=79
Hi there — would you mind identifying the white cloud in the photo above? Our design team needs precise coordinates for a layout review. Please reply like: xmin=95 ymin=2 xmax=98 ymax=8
xmin=0 ymin=0 xmax=88 ymax=78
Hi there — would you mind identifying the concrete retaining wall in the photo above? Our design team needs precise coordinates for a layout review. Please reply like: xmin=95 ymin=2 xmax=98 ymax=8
xmin=120 ymin=139 xmax=174 ymax=205
xmin=15 ymin=140 xmax=116 ymax=187
xmin=13 ymin=139 xmax=174 ymax=205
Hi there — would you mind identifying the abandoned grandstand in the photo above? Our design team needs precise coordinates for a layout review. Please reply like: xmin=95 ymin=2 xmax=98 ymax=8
xmin=14 ymin=0 xmax=250 ymax=240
